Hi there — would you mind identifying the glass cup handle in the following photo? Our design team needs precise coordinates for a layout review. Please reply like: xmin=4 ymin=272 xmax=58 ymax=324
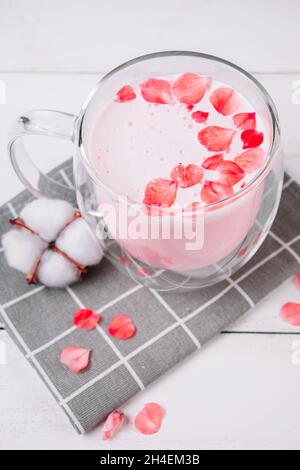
xmin=8 ymin=109 xmax=78 ymax=201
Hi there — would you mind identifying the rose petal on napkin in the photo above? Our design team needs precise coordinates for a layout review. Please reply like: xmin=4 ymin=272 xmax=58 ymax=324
xmin=102 ymin=411 xmax=127 ymax=440
xmin=108 ymin=314 xmax=136 ymax=340
xmin=73 ymin=309 xmax=101 ymax=331
xmin=60 ymin=347 xmax=91 ymax=373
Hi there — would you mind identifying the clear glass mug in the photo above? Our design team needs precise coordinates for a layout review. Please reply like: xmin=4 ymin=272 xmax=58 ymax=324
xmin=8 ymin=52 xmax=283 ymax=291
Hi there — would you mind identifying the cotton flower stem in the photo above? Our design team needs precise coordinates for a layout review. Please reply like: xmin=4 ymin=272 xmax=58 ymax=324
xmin=51 ymin=245 xmax=86 ymax=274
xmin=9 ymin=218 xmax=36 ymax=235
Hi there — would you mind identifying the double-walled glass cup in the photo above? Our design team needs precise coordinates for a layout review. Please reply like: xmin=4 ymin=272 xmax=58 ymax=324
xmin=8 ymin=52 xmax=283 ymax=291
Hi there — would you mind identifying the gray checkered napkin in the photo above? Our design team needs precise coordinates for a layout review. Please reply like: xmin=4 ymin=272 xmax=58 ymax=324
xmin=0 ymin=161 xmax=299 ymax=434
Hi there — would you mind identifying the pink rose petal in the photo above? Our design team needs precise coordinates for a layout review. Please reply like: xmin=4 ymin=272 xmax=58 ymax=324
xmin=280 ymin=303 xmax=300 ymax=326
xmin=73 ymin=309 xmax=101 ymax=331
xmin=216 ymin=160 xmax=245 ymax=186
xmin=171 ymin=164 xmax=203 ymax=188
xmin=108 ymin=314 xmax=136 ymax=340
xmin=202 ymin=153 xmax=224 ymax=170
xmin=102 ymin=411 xmax=127 ymax=440
xmin=233 ymin=112 xmax=256 ymax=130
xmin=241 ymin=129 xmax=264 ymax=149
xmin=295 ymin=273 xmax=300 ymax=289
xmin=172 ymin=73 xmax=209 ymax=105
xmin=140 ymin=78 xmax=173 ymax=104
xmin=119 ymin=255 xmax=131 ymax=267
xmin=210 ymin=87 xmax=240 ymax=116
xmin=235 ymin=148 xmax=265 ymax=173
xmin=115 ymin=85 xmax=136 ymax=103
xmin=60 ymin=347 xmax=91 ymax=373
xmin=198 ymin=126 xmax=235 ymax=152
xmin=135 ymin=403 xmax=165 ymax=435
xmin=143 ymin=178 xmax=177 ymax=207
xmin=200 ymin=182 xmax=234 ymax=204
xmin=191 ymin=110 xmax=209 ymax=123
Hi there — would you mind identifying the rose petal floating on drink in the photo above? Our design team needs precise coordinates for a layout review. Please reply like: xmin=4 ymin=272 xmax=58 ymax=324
xmin=135 ymin=403 xmax=165 ymax=435
xmin=170 ymin=163 xmax=203 ymax=188
xmin=215 ymin=161 xmax=245 ymax=186
xmin=60 ymin=347 xmax=91 ymax=373
xmin=172 ymin=73 xmax=209 ymax=105
xmin=102 ymin=411 xmax=127 ymax=440
xmin=233 ymin=112 xmax=256 ymax=130
xmin=143 ymin=178 xmax=177 ymax=207
xmin=191 ymin=110 xmax=209 ymax=123
xmin=108 ymin=314 xmax=136 ymax=340
xmin=200 ymin=181 xmax=234 ymax=204
xmin=136 ymin=267 xmax=151 ymax=278
xmin=241 ymin=129 xmax=264 ymax=149
xmin=280 ymin=302 xmax=300 ymax=326
xmin=210 ymin=87 xmax=240 ymax=116
xmin=202 ymin=153 xmax=224 ymax=170
xmin=140 ymin=78 xmax=173 ymax=104
xmin=235 ymin=148 xmax=265 ymax=173
xmin=115 ymin=85 xmax=136 ymax=103
xmin=198 ymin=126 xmax=236 ymax=152
xmin=119 ymin=255 xmax=131 ymax=267
xmin=73 ymin=309 xmax=101 ymax=331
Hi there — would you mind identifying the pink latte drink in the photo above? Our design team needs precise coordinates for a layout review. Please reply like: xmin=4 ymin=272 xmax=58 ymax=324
xmin=90 ymin=73 xmax=269 ymax=272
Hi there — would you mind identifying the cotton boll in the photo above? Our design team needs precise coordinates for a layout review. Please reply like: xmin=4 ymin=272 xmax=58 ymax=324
xmin=2 ymin=229 xmax=47 ymax=274
xmin=20 ymin=198 xmax=75 ymax=242
xmin=37 ymin=250 xmax=81 ymax=288
xmin=56 ymin=217 xmax=104 ymax=267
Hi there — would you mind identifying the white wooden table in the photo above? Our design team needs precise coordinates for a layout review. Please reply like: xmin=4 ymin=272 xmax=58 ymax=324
xmin=0 ymin=0 xmax=300 ymax=450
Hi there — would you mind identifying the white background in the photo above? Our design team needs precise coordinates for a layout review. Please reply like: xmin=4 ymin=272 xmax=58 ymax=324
xmin=0 ymin=0 xmax=300 ymax=450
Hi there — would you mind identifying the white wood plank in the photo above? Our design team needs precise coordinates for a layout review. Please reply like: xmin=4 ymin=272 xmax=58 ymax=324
xmin=0 ymin=0 xmax=299 ymax=74
xmin=1 ymin=328 xmax=300 ymax=449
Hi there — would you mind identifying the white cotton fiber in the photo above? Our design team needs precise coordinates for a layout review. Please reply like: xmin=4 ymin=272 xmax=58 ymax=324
xmin=20 ymin=198 xmax=75 ymax=242
xmin=2 ymin=229 xmax=47 ymax=274
xmin=56 ymin=217 xmax=104 ymax=267
xmin=37 ymin=250 xmax=81 ymax=288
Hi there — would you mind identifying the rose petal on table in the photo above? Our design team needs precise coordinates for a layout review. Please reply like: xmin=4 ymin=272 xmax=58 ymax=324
xmin=280 ymin=302 xmax=300 ymax=326
xmin=135 ymin=403 xmax=165 ymax=435
xmin=235 ymin=148 xmax=265 ymax=173
xmin=73 ymin=309 xmax=101 ymax=331
xmin=191 ymin=110 xmax=209 ymax=123
xmin=201 ymin=181 xmax=234 ymax=204
xmin=210 ymin=87 xmax=240 ymax=116
xmin=108 ymin=314 xmax=136 ymax=340
xmin=171 ymin=164 xmax=203 ymax=188
xmin=102 ymin=411 xmax=127 ymax=440
xmin=115 ymin=85 xmax=136 ymax=103
xmin=241 ymin=129 xmax=264 ymax=149
xmin=172 ymin=73 xmax=209 ymax=105
xmin=143 ymin=178 xmax=177 ymax=207
xmin=198 ymin=126 xmax=236 ymax=152
xmin=216 ymin=160 xmax=245 ymax=186
xmin=140 ymin=78 xmax=173 ymax=104
xmin=60 ymin=347 xmax=91 ymax=373
xmin=202 ymin=153 xmax=224 ymax=170
xmin=233 ymin=112 xmax=256 ymax=130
